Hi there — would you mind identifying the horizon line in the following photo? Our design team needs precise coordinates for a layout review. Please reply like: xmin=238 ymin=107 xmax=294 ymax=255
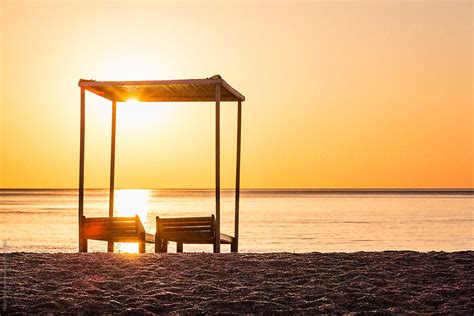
xmin=1 ymin=187 xmax=473 ymax=192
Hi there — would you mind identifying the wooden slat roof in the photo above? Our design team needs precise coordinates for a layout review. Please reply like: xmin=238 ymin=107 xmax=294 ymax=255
xmin=78 ymin=76 xmax=245 ymax=102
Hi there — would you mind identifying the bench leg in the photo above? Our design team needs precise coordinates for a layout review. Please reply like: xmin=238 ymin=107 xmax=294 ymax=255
xmin=231 ymin=239 xmax=238 ymax=253
xmin=138 ymin=233 xmax=145 ymax=253
xmin=107 ymin=240 xmax=114 ymax=252
xmin=176 ymin=242 xmax=183 ymax=253
xmin=155 ymin=238 xmax=168 ymax=253
xmin=79 ymin=238 xmax=88 ymax=252
xmin=213 ymin=239 xmax=220 ymax=253
xmin=139 ymin=242 xmax=145 ymax=253
xmin=155 ymin=235 xmax=162 ymax=252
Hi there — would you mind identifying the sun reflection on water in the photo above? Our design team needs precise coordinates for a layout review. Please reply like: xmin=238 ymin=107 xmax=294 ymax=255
xmin=116 ymin=243 xmax=139 ymax=254
xmin=114 ymin=189 xmax=151 ymax=253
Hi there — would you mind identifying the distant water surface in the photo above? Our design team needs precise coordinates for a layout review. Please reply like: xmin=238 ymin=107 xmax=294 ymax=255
xmin=0 ymin=189 xmax=472 ymax=253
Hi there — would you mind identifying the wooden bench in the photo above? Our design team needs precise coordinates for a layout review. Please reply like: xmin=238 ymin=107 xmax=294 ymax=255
xmin=155 ymin=215 xmax=236 ymax=253
xmin=80 ymin=215 xmax=155 ymax=253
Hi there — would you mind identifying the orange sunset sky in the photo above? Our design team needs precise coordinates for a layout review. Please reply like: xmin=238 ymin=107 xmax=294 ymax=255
xmin=0 ymin=0 xmax=472 ymax=189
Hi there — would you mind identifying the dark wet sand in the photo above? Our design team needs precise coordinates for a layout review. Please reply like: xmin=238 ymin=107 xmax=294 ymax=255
xmin=2 ymin=251 xmax=473 ymax=314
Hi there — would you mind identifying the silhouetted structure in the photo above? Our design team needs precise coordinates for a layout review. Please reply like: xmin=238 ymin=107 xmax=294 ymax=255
xmin=78 ymin=76 xmax=245 ymax=253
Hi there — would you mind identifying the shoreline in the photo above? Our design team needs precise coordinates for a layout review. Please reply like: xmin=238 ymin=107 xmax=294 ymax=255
xmin=3 ymin=251 xmax=473 ymax=314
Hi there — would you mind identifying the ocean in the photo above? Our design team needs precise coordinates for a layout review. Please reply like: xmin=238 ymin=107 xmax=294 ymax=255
xmin=0 ymin=189 xmax=472 ymax=253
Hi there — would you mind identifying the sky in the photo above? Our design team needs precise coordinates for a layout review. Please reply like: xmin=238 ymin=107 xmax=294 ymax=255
xmin=0 ymin=0 xmax=472 ymax=189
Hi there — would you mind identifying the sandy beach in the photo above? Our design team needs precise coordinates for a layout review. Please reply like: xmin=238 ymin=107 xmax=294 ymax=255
xmin=2 ymin=251 xmax=473 ymax=314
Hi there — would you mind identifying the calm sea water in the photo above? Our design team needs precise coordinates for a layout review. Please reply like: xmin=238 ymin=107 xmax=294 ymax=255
xmin=0 ymin=189 xmax=472 ymax=253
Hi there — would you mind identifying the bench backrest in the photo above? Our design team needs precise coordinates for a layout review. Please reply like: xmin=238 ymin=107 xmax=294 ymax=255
xmin=156 ymin=215 xmax=215 ymax=241
xmin=82 ymin=216 xmax=144 ymax=239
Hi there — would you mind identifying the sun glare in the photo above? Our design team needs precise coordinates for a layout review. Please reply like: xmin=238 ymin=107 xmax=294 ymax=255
xmin=115 ymin=189 xmax=150 ymax=221
xmin=125 ymin=98 xmax=141 ymax=106
xmin=114 ymin=189 xmax=151 ymax=254
xmin=118 ymin=99 xmax=175 ymax=133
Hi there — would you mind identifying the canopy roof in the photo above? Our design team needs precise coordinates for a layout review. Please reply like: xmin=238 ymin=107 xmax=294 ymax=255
xmin=78 ymin=76 xmax=245 ymax=102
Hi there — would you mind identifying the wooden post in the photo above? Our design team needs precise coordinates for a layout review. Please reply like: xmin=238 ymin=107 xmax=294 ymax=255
xmin=155 ymin=217 xmax=160 ymax=252
xmin=138 ymin=232 xmax=145 ymax=253
xmin=232 ymin=100 xmax=242 ymax=253
xmin=177 ymin=242 xmax=183 ymax=253
xmin=79 ymin=87 xmax=86 ymax=252
xmin=214 ymin=84 xmax=221 ymax=253
xmin=81 ymin=216 xmax=87 ymax=253
xmin=109 ymin=100 xmax=117 ymax=217
xmin=107 ymin=100 xmax=117 ymax=252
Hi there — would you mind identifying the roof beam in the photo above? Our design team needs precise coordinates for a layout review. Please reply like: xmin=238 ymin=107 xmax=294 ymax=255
xmin=78 ymin=78 xmax=222 ymax=87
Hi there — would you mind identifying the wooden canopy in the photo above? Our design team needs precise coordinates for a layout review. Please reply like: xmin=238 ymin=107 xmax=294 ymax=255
xmin=78 ymin=75 xmax=244 ymax=253
xmin=78 ymin=78 xmax=245 ymax=102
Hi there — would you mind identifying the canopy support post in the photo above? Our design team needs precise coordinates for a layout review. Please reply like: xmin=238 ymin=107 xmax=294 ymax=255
xmin=214 ymin=84 xmax=221 ymax=253
xmin=232 ymin=100 xmax=242 ymax=253
xmin=107 ymin=100 xmax=117 ymax=252
xmin=78 ymin=87 xmax=86 ymax=252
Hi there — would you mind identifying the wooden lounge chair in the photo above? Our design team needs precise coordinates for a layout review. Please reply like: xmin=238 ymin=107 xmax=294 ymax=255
xmin=80 ymin=215 xmax=155 ymax=253
xmin=155 ymin=215 xmax=236 ymax=253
